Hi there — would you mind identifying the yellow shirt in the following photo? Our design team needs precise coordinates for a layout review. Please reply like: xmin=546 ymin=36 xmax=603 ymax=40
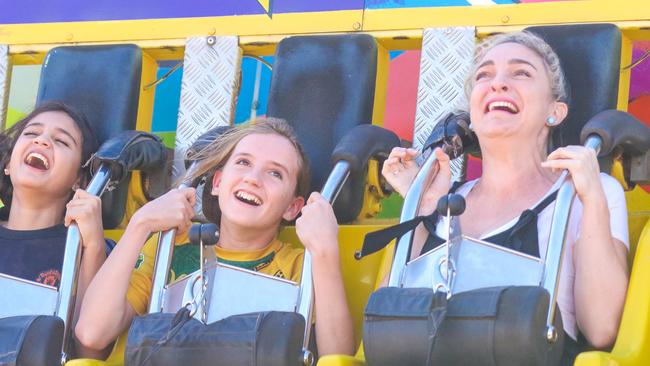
xmin=126 ymin=232 xmax=304 ymax=315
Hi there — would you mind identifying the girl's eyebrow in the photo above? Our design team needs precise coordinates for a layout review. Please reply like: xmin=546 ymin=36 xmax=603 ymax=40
xmin=508 ymin=58 xmax=537 ymax=70
xmin=233 ymin=151 xmax=290 ymax=174
xmin=26 ymin=122 xmax=79 ymax=146
xmin=477 ymin=60 xmax=494 ymax=69
xmin=477 ymin=59 xmax=537 ymax=70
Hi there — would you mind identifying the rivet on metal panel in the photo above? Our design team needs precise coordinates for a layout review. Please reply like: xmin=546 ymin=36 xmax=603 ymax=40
xmin=445 ymin=27 xmax=452 ymax=34
xmin=208 ymin=27 xmax=217 ymax=36
xmin=206 ymin=36 xmax=217 ymax=46
xmin=65 ymin=33 xmax=74 ymax=41
xmin=501 ymin=15 xmax=510 ymax=24
xmin=352 ymin=22 xmax=362 ymax=31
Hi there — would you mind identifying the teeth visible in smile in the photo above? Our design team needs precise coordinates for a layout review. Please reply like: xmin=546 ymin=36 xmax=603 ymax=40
xmin=25 ymin=152 xmax=49 ymax=170
xmin=235 ymin=191 xmax=262 ymax=205
xmin=488 ymin=101 xmax=519 ymax=113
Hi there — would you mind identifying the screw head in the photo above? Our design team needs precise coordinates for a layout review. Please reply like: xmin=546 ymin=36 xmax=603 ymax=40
xmin=546 ymin=325 xmax=558 ymax=343
xmin=501 ymin=15 xmax=510 ymax=23
xmin=352 ymin=22 xmax=362 ymax=31
xmin=207 ymin=36 xmax=217 ymax=46
xmin=302 ymin=349 xmax=314 ymax=366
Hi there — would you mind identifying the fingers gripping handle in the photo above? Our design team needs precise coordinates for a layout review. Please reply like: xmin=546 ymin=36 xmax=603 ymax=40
xmin=580 ymin=109 xmax=650 ymax=156
xmin=423 ymin=112 xmax=479 ymax=159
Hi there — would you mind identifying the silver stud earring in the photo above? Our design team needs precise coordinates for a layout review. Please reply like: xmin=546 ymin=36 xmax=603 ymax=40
xmin=546 ymin=116 xmax=557 ymax=125
xmin=3 ymin=168 xmax=8 ymax=175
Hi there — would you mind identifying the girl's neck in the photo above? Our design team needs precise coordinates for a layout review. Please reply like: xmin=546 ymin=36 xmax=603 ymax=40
xmin=477 ymin=137 xmax=558 ymax=199
xmin=217 ymin=220 xmax=280 ymax=252
xmin=6 ymin=190 xmax=67 ymax=230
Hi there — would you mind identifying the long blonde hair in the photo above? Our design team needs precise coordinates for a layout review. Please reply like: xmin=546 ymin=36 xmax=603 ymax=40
xmin=186 ymin=117 xmax=311 ymax=200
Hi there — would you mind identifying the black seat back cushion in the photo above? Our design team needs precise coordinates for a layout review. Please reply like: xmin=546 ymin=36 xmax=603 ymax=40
xmin=36 ymin=44 xmax=143 ymax=228
xmin=526 ymin=24 xmax=621 ymax=150
xmin=267 ymin=34 xmax=378 ymax=223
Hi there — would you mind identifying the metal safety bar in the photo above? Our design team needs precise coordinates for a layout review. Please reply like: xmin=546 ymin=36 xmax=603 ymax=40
xmin=57 ymin=164 xmax=112 ymax=364
xmin=388 ymin=151 xmax=440 ymax=287
xmin=296 ymin=160 xmax=350 ymax=353
xmin=541 ymin=135 xmax=602 ymax=342
xmin=148 ymin=163 xmax=198 ymax=314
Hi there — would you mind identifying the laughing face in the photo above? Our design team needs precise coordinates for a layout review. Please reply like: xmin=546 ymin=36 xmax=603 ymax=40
xmin=469 ymin=42 xmax=566 ymax=142
xmin=211 ymin=133 xmax=305 ymax=232
xmin=7 ymin=111 xmax=83 ymax=198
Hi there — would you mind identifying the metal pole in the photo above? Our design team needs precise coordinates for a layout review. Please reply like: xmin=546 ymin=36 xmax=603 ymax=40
xmin=542 ymin=135 xmax=602 ymax=342
xmin=296 ymin=160 xmax=350 ymax=360
xmin=148 ymin=162 xmax=199 ymax=314
xmin=57 ymin=164 xmax=111 ymax=363
xmin=388 ymin=152 xmax=440 ymax=287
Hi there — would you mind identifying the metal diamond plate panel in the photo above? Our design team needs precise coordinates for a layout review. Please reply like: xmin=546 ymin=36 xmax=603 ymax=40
xmin=174 ymin=36 xmax=241 ymax=218
xmin=0 ymin=45 xmax=10 ymax=128
xmin=414 ymin=27 xmax=475 ymax=181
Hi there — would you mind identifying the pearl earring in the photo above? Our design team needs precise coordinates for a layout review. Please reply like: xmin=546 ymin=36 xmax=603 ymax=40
xmin=546 ymin=116 xmax=557 ymax=125
xmin=3 ymin=168 xmax=8 ymax=175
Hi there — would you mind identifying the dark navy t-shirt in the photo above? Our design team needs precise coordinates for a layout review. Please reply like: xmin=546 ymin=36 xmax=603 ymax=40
xmin=0 ymin=224 xmax=116 ymax=288
xmin=0 ymin=224 xmax=68 ymax=288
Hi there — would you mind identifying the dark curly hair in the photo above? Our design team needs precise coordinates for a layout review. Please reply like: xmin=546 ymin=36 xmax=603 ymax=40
xmin=0 ymin=101 xmax=99 ymax=216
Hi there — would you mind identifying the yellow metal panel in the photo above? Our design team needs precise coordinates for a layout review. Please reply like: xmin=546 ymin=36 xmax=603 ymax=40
xmin=136 ymin=50 xmax=157 ymax=132
xmin=576 ymin=216 xmax=650 ymax=366
xmin=625 ymin=186 xmax=650 ymax=262
xmin=363 ymin=0 xmax=650 ymax=32
xmin=372 ymin=42 xmax=388 ymax=127
xmin=618 ymin=34 xmax=633 ymax=112
xmin=279 ymin=224 xmax=391 ymax=348
xmin=0 ymin=10 xmax=363 ymax=46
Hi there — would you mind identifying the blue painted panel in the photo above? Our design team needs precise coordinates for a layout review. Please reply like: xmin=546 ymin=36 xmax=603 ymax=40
xmin=151 ymin=65 xmax=182 ymax=132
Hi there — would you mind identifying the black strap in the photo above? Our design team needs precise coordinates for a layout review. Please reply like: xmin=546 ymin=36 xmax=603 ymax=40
xmin=487 ymin=190 xmax=558 ymax=257
xmin=355 ymin=182 xmax=464 ymax=260
xmin=355 ymin=213 xmax=438 ymax=259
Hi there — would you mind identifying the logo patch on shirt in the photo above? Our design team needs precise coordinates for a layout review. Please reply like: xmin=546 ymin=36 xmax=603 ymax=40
xmin=135 ymin=253 xmax=145 ymax=269
xmin=36 ymin=269 xmax=61 ymax=288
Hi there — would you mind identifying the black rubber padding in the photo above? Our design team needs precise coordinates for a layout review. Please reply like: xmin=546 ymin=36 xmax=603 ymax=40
xmin=436 ymin=194 xmax=466 ymax=217
xmin=185 ymin=126 xmax=234 ymax=224
xmin=189 ymin=223 xmax=219 ymax=246
xmin=37 ymin=44 xmax=143 ymax=229
xmin=125 ymin=311 xmax=305 ymax=366
xmin=185 ymin=125 xmax=233 ymax=168
xmin=0 ymin=315 xmax=63 ymax=366
xmin=92 ymin=131 xmax=167 ymax=183
xmin=580 ymin=109 xmax=650 ymax=156
xmin=526 ymin=24 xmax=621 ymax=149
xmin=332 ymin=124 xmax=400 ymax=174
xmin=267 ymin=34 xmax=379 ymax=223
xmin=423 ymin=112 xmax=479 ymax=159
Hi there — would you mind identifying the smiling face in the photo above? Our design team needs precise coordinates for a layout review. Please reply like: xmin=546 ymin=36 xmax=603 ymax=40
xmin=211 ymin=133 xmax=305 ymax=232
xmin=469 ymin=42 xmax=567 ymax=143
xmin=7 ymin=111 xmax=84 ymax=198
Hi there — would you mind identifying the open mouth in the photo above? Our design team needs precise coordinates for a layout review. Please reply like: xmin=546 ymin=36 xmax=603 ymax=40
xmin=485 ymin=100 xmax=519 ymax=114
xmin=24 ymin=152 xmax=50 ymax=171
xmin=234 ymin=190 xmax=262 ymax=206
